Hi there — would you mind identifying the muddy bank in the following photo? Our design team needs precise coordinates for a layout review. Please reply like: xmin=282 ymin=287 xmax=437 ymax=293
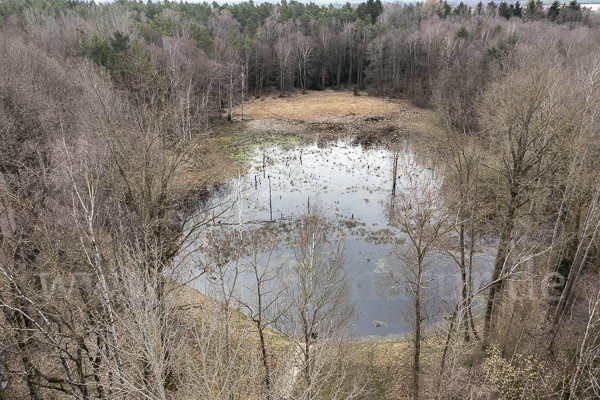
xmin=244 ymin=116 xmax=404 ymax=145
xmin=234 ymin=89 xmax=432 ymax=144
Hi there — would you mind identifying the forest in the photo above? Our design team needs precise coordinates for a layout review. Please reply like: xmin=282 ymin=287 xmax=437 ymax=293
xmin=1 ymin=0 xmax=600 ymax=398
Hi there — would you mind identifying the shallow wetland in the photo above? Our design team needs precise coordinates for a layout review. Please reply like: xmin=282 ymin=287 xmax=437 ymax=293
xmin=193 ymin=133 xmax=491 ymax=337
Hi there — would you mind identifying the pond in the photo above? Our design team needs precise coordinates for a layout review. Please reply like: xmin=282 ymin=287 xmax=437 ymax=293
xmin=188 ymin=136 xmax=491 ymax=338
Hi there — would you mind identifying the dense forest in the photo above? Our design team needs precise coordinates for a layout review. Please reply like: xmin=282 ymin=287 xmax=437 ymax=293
xmin=1 ymin=0 xmax=600 ymax=398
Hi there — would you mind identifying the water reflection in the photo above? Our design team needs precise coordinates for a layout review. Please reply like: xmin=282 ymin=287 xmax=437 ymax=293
xmin=188 ymin=137 xmax=491 ymax=337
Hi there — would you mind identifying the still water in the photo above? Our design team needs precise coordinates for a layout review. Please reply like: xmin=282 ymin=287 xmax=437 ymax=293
xmin=191 ymin=137 xmax=490 ymax=337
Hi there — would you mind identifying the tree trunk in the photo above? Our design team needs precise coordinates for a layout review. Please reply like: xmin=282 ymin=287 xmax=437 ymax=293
xmin=241 ymin=71 xmax=245 ymax=121
xmin=438 ymin=305 xmax=458 ymax=397
xmin=483 ymin=202 xmax=516 ymax=349
xmin=460 ymin=222 xmax=470 ymax=342
xmin=258 ymin=324 xmax=272 ymax=400
xmin=413 ymin=259 xmax=422 ymax=400
xmin=468 ymin=214 xmax=480 ymax=340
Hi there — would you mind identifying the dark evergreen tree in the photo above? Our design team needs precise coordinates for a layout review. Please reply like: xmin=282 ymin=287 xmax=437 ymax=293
xmin=513 ymin=1 xmax=523 ymax=17
xmin=524 ymin=0 xmax=536 ymax=20
xmin=535 ymin=0 xmax=546 ymax=18
xmin=357 ymin=0 xmax=383 ymax=24
xmin=548 ymin=0 xmax=561 ymax=21
xmin=455 ymin=24 xmax=469 ymax=39
xmin=476 ymin=1 xmax=484 ymax=14
xmin=453 ymin=1 xmax=470 ymax=17
xmin=498 ymin=1 xmax=511 ymax=19
xmin=569 ymin=0 xmax=581 ymax=10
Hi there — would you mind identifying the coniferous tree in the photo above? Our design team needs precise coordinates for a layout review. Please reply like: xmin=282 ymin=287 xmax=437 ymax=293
xmin=476 ymin=1 xmax=484 ymax=14
xmin=498 ymin=1 xmax=511 ymax=19
xmin=487 ymin=1 xmax=498 ymax=15
xmin=455 ymin=24 xmax=469 ymax=39
xmin=548 ymin=0 xmax=561 ymax=21
xmin=569 ymin=0 xmax=581 ymax=10
xmin=524 ymin=0 xmax=537 ymax=20
xmin=357 ymin=0 xmax=383 ymax=24
xmin=513 ymin=1 xmax=523 ymax=17
xmin=453 ymin=2 xmax=470 ymax=18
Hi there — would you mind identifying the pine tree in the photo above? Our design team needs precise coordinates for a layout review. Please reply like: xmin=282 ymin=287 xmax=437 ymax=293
xmin=498 ymin=1 xmax=511 ymax=19
xmin=476 ymin=1 xmax=484 ymax=14
xmin=524 ymin=0 xmax=536 ymax=20
xmin=513 ymin=0 xmax=523 ymax=17
xmin=548 ymin=0 xmax=561 ymax=21
xmin=455 ymin=24 xmax=469 ymax=39
xmin=453 ymin=1 xmax=470 ymax=17
xmin=357 ymin=0 xmax=383 ymax=24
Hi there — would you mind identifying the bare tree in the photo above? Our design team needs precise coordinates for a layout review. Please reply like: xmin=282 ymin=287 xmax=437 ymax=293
xmin=477 ymin=54 xmax=580 ymax=349
xmin=278 ymin=203 xmax=357 ymax=400
xmin=377 ymin=153 xmax=454 ymax=400
xmin=567 ymin=279 xmax=600 ymax=399
xmin=235 ymin=227 xmax=288 ymax=400
xmin=294 ymin=33 xmax=313 ymax=93
xmin=275 ymin=37 xmax=294 ymax=96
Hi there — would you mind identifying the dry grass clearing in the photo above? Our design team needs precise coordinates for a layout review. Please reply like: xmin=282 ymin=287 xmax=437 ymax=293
xmin=239 ymin=90 xmax=422 ymax=122
xmin=233 ymin=89 xmax=435 ymax=140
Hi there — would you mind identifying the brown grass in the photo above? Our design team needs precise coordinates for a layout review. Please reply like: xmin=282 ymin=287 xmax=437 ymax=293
xmin=238 ymin=89 xmax=422 ymax=124
xmin=231 ymin=89 xmax=435 ymax=141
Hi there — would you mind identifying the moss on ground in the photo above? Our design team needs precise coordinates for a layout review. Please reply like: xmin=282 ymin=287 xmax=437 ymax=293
xmin=211 ymin=121 xmax=305 ymax=162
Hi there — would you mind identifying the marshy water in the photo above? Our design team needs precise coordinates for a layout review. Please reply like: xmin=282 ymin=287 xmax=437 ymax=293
xmin=190 ymin=136 xmax=491 ymax=337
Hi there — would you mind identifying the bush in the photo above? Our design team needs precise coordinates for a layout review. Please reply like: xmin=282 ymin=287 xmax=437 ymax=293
xmin=483 ymin=348 xmax=547 ymax=400
xmin=411 ymin=95 xmax=430 ymax=108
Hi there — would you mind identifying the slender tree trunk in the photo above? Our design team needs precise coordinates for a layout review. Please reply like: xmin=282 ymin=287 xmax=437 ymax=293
xmin=438 ymin=305 xmax=458 ymax=397
xmin=460 ymin=222 xmax=470 ymax=341
xmin=568 ymin=286 xmax=600 ymax=396
xmin=218 ymin=82 xmax=222 ymax=111
xmin=392 ymin=151 xmax=399 ymax=197
xmin=225 ymin=301 xmax=233 ymax=400
xmin=483 ymin=201 xmax=516 ymax=349
xmin=258 ymin=324 xmax=272 ymax=399
xmin=229 ymin=70 xmax=234 ymax=121
xmin=348 ymin=50 xmax=353 ymax=86
xmin=92 ymin=335 xmax=105 ymax=399
xmin=304 ymin=338 xmax=313 ymax=400
xmin=468 ymin=213 xmax=480 ymax=340
xmin=303 ymin=54 xmax=308 ymax=92
xmin=413 ymin=259 xmax=422 ymax=400
xmin=550 ymin=179 xmax=600 ymax=348
xmin=241 ymin=71 xmax=245 ymax=121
